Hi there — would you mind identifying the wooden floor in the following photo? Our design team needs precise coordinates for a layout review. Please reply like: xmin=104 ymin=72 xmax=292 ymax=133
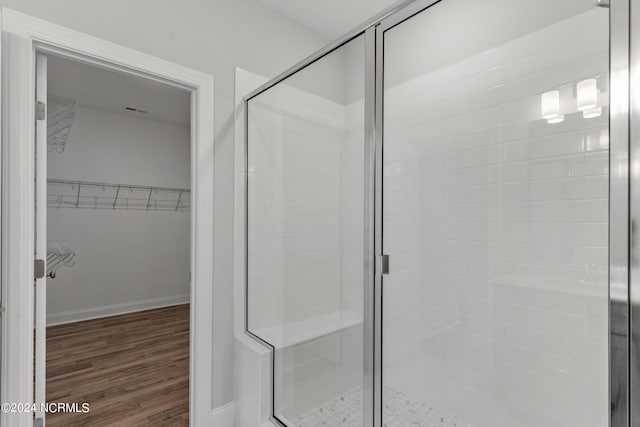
xmin=46 ymin=304 xmax=189 ymax=426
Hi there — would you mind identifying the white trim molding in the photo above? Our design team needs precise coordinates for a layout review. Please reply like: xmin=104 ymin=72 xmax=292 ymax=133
xmin=46 ymin=295 xmax=191 ymax=326
xmin=0 ymin=8 xmax=215 ymax=427
xmin=212 ymin=402 xmax=236 ymax=426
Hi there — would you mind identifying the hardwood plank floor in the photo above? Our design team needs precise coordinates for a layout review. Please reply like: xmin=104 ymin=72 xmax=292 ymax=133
xmin=46 ymin=304 xmax=189 ymax=426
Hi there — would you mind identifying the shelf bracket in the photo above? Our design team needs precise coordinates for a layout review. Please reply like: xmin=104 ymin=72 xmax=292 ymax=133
xmin=175 ymin=190 xmax=183 ymax=211
xmin=146 ymin=187 xmax=153 ymax=210
xmin=113 ymin=184 xmax=120 ymax=209
xmin=75 ymin=182 xmax=81 ymax=208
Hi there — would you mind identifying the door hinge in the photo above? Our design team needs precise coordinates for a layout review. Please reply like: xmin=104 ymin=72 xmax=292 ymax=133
xmin=35 ymin=417 xmax=44 ymax=427
xmin=36 ymin=101 xmax=46 ymax=121
xmin=34 ymin=259 xmax=46 ymax=280
xmin=377 ymin=254 xmax=389 ymax=275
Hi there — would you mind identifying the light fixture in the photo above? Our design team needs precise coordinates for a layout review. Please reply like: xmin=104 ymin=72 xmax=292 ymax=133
xmin=541 ymin=90 xmax=560 ymax=121
xmin=577 ymin=78 xmax=598 ymax=111
xmin=583 ymin=107 xmax=602 ymax=119
xmin=547 ymin=115 xmax=565 ymax=124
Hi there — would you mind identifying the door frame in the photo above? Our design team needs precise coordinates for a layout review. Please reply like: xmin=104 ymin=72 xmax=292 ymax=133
xmin=0 ymin=8 xmax=215 ymax=427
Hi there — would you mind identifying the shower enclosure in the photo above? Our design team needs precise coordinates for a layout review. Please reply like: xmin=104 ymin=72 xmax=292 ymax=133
xmin=244 ymin=0 xmax=633 ymax=425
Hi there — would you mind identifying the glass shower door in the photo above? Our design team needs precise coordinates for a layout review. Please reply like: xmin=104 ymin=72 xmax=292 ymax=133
xmin=380 ymin=1 xmax=610 ymax=426
xmin=246 ymin=35 xmax=366 ymax=426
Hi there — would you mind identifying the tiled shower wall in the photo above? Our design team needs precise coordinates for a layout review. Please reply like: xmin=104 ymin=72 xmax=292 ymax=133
xmin=275 ymin=325 xmax=364 ymax=420
xmin=248 ymin=93 xmax=345 ymax=329
xmin=340 ymin=100 xmax=366 ymax=317
xmin=248 ymin=6 xmax=610 ymax=426
xmin=272 ymin=98 xmax=365 ymax=422
xmin=383 ymin=7 xmax=608 ymax=427
xmin=248 ymin=87 xmax=364 ymax=330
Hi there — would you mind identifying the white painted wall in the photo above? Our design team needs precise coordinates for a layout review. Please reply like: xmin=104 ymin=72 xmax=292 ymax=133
xmin=48 ymin=106 xmax=190 ymax=187
xmin=47 ymin=106 xmax=190 ymax=324
xmin=0 ymin=0 xmax=327 ymax=409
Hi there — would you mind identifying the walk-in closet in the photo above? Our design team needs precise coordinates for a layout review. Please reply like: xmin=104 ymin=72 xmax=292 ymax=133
xmin=42 ymin=53 xmax=192 ymax=426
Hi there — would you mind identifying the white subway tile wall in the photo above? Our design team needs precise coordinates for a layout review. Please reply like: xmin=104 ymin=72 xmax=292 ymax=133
xmin=383 ymin=5 xmax=608 ymax=427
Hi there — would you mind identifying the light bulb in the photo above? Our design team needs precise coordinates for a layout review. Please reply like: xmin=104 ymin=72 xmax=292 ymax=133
xmin=547 ymin=115 xmax=565 ymax=124
xmin=583 ymin=107 xmax=602 ymax=119
xmin=541 ymin=90 xmax=560 ymax=120
xmin=577 ymin=78 xmax=598 ymax=111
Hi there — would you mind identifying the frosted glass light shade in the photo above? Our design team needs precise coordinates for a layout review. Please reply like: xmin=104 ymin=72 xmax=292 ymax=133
xmin=547 ymin=115 xmax=565 ymax=124
xmin=583 ymin=107 xmax=602 ymax=119
xmin=577 ymin=78 xmax=598 ymax=111
xmin=541 ymin=90 xmax=560 ymax=120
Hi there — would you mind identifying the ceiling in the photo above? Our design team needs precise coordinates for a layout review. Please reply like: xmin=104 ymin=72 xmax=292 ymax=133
xmin=47 ymin=54 xmax=191 ymax=127
xmin=258 ymin=0 xmax=400 ymax=39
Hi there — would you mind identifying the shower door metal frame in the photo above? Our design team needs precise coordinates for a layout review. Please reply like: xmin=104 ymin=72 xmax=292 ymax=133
xmin=363 ymin=25 xmax=378 ymax=427
xmin=628 ymin=0 xmax=640 ymax=425
xmin=243 ymin=1 xmax=424 ymax=426
xmin=373 ymin=3 xmax=443 ymax=426
xmin=244 ymin=0 xmax=633 ymax=425
xmin=374 ymin=1 xmax=632 ymax=426
xmin=611 ymin=0 xmax=631 ymax=426
xmin=243 ymin=27 xmax=373 ymax=427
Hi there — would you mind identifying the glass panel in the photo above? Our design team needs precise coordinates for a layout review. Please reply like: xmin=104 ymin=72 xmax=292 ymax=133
xmin=247 ymin=35 xmax=365 ymax=425
xmin=382 ymin=1 xmax=609 ymax=426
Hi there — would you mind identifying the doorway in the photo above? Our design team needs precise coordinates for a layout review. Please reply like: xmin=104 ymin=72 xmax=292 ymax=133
xmin=1 ymin=9 xmax=215 ymax=427
xmin=37 ymin=52 xmax=191 ymax=425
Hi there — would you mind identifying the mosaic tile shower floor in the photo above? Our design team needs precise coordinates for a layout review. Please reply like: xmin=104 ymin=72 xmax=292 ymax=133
xmin=292 ymin=386 xmax=471 ymax=427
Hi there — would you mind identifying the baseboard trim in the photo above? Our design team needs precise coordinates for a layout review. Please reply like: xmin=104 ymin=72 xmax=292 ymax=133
xmin=47 ymin=294 xmax=190 ymax=326
xmin=212 ymin=402 xmax=235 ymax=426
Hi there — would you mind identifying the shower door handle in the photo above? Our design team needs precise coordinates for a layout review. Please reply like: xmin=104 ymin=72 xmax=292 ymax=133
xmin=377 ymin=254 xmax=389 ymax=275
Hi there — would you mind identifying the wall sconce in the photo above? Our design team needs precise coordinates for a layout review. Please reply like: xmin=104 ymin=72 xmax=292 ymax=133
xmin=577 ymin=78 xmax=598 ymax=111
xmin=541 ymin=90 xmax=563 ymax=123
xmin=583 ymin=107 xmax=602 ymax=119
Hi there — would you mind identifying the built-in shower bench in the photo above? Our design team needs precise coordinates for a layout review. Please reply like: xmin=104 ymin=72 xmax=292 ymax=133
xmin=253 ymin=310 xmax=362 ymax=349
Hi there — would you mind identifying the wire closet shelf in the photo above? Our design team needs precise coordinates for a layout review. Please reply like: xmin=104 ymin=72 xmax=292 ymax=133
xmin=47 ymin=179 xmax=191 ymax=211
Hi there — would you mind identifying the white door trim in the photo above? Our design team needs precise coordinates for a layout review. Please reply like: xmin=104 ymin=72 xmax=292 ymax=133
xmin=34 ymin=52 xmax=48 ymax=425
xmin=0 ymin=9 xmax=215 ymax=427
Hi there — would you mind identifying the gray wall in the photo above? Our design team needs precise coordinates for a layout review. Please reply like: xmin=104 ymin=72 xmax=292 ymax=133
xmin=47 ymin=106 xmax=190 ymax=325
xmin=0 ymin=0 xmax=327 ymax=409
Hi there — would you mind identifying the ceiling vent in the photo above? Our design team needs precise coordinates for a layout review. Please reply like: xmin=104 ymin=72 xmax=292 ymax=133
xmin=125 ymin=106 xmax=148 ymax=114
